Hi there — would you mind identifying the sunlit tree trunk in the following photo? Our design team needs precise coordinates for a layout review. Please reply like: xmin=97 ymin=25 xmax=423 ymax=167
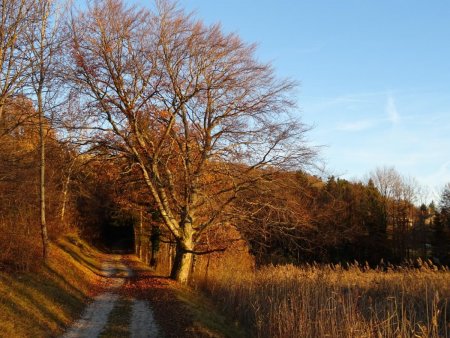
xmin=170 ymin=234 xmax=194 ymax=283
xmin=28 ymin=0 xmax=63 ymax=260
xmin=60 ymin=160 xmax=75 ymax=225
xmin=38 ymin=86 xmax=48 ymax=260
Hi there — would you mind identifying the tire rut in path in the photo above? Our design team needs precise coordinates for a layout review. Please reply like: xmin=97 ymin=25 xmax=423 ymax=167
xmin=61 ymin=256 xmax=160 ymax=338
xmin=62 ymin=292 xmax=120 ymax=338
xmin=130 ymin=299 xmax=160 ymax=338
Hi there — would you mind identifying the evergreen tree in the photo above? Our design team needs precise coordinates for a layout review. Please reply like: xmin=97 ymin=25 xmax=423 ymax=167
xmin=433 ymin=184 xmax=450 ymax=264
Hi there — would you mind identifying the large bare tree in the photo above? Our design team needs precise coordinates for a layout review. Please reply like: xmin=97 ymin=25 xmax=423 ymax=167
xmin=68 ymin=0 xmax=314 ymax=283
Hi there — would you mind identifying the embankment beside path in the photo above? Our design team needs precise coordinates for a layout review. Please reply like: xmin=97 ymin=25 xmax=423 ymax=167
xmin=0 ymin=235 xmax=108 ymax=337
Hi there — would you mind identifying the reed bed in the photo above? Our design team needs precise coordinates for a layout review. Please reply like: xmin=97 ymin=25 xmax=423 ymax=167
xmin=193 ymin=261 xmax=450 ymax=337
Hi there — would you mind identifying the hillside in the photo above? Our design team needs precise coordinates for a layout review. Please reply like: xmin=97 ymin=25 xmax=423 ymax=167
xmin=0 ymin=235 xmax=245 ymax=338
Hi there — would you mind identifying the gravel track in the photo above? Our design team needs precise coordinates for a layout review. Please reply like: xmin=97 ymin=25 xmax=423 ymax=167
xmin=62 ymin=292 xmax=120 ymax=338
xmin=61 ymin=257 xmax=160 ymax=338
xmin=131 ymin=300 xmax=161 ymax=338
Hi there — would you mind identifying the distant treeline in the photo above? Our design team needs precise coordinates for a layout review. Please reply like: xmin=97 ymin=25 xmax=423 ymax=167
xmin=236 ymin=169 xmax=450 ymax=267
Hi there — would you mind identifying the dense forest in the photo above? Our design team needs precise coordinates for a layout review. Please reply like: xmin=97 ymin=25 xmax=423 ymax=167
xmin=1 ymin=0 xmax=449 ymax=283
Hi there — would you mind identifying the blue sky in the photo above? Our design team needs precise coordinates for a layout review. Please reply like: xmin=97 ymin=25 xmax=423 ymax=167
xmin=171 ymin=0 xmax=450 ymax=201
xmin=123 ymin=0 xmax=450 ymax=200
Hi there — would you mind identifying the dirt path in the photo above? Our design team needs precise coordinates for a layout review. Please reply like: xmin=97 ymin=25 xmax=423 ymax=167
xmin=130 ymin=300 xmax=159 ymax=338
xmin=62 ymin=292 xmax=120 ymax=338
xmin=61 ymin=256 xmax=161 ymax=338
xmin=61 ymin=254 xmax=237 ymax=338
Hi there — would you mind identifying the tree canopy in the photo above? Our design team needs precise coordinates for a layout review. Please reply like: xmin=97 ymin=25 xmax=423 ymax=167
xmin=67 ymin=0 xmax=315 ymax=282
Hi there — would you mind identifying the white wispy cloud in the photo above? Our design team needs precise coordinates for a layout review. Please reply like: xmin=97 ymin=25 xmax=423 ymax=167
xmin=336 ymin=119 xmax=376 ymax=132
xmin=386 ymin=94 xmax=400 ymax=124
xmin=305 ymin=91 xmax=386 ymax=113
xmin=423 ymin=161 xmax=450 ymax=187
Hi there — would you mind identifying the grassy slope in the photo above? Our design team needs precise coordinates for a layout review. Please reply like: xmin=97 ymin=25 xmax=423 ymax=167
xmin=0 ymin=237 xmax=247 ymax=338
xmin=0 ymin=235 xmax=106 ymax=338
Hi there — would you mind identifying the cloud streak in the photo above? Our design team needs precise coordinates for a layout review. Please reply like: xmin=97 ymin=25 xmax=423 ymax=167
xmin=336 ymin=119 xmax=376 ymax=132
xmin=386 ymin=94 xmax=400 ymax=124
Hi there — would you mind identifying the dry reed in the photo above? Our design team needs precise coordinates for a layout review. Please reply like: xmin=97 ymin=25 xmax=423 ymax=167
xmin=193 ymin=261 xmax=449 ymax=337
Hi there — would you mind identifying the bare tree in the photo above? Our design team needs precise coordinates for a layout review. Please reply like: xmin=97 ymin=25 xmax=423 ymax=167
xmin=229 ymin=171 xmax=316 ymax=264
xmin=0 ymin=0 xmax=36 ymax=136
xmin=25 ymin=0 xmax=65 ymax=260
xmin=370 ymin=166 xmax=419 ymax=260
xmin=68 ymin=0 xmax=314 ymax=283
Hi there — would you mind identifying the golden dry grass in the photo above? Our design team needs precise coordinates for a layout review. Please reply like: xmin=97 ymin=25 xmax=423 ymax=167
xmin=0 ymin=235 xmax=248 ymax=338
xmin=194 ymin=262 xmax=450 ymax=338
xmin=0 ymin=235 xmax=105 ymax=338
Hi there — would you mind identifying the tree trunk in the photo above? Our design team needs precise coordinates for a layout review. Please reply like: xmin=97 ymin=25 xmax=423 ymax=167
xmin=0 ymin=101 xmax=4 ymax=133
xmin=39 ymin=92 xmax=48 ymax=261
xmin=139 ymin=210 xmax=144 ymax=259
xmin=60 ymin=160 xmax=75 ymax=225
xmin=150 ymin=247 xmax=158 ymax=267
xmin=170 ymin=237 xmax=194 ymax=284
xmin=134 ymin=227 xmax=140 ymax=257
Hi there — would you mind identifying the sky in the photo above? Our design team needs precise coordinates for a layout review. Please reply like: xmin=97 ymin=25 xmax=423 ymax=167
xmin=167 ymin=0 xmax=450 ymax=201
xmin=130 ymin=0 xmax=450 ymax=201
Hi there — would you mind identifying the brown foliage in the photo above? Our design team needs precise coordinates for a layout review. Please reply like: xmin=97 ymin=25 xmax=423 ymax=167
xmin=0 ymin=99 xmax=75 ymax=270
xmin=67 ymin=0 xmax=315 ymax=282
